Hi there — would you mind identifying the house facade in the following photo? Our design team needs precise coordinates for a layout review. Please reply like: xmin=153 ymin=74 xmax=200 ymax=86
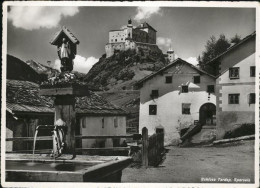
xmin=136 ymin=59 xmax=216 ymax=145
xmin=6 ymin=79 xmax=127 ymax=152
xmin=205 ymin=32 xmax=256 ymax=139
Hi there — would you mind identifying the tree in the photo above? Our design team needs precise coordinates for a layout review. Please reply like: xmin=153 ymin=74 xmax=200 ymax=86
xmin=199 ymin=34 xmax=232 ymax=67
xmin=230 ymin=34 xmax=241 ymax=44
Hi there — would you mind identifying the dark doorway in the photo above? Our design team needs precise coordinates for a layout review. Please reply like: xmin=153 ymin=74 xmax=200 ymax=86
xmin=199 ymin=103 xmax=216 ymax=126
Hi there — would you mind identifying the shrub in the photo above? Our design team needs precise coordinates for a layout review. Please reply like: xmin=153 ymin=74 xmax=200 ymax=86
xmin=223 ymin=123 xmax=255 ymax=139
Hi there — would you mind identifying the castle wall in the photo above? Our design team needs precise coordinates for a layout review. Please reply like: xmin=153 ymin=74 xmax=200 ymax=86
xmin=109 ymin=30 xmax=126 ymax=43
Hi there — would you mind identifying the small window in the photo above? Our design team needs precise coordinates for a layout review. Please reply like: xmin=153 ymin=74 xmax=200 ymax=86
xmin=81 ymin=119 xmax=86 ymax=128
xmin=207 ymin=85 xmax=215 ymax=93
xmin=102 ymin=118 xmax=105 ymax=128
xmin=229 ymin=67 xmax=239 ymax=79
xmin=229 ymin=94 xmax=240 ymax=104
xmin=151 ymin=90 xmax=159 ymax=98
xmin=115 ymin=39 xmax=117 ymax=42
xmin=250 ymin=66 xmax=255 ymax=77
xmin=194 ymin=76 xmax=200 ymax=84
xmin=249 ymin=93 xmax=255 ymax=104
xmin=114 ymin=117 xmax=118 ymax=128
xmin=165 ymin=76 xmax=172 ymax=83
xmin=182 ymin=85 xmax=188 ymax=93
xmin=182 ymin=103 xmax=191 ymax=114
xmin=149 ymin=105 xmax=157 ymax=115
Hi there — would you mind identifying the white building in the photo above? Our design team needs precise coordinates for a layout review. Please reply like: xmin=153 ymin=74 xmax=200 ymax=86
xmin=105 ymin=19 xmax=161 ymax=58
xmin=136 ymin=58 xmax=216 ymax=145
xmin=205 ymin=32 xmax=256 ymax=139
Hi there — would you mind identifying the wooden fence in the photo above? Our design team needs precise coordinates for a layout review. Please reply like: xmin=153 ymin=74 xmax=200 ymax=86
xmin=6 ymin=127 xmax=164 ymax=167
xmin=142 ymin=127 xmax=165 ymax=167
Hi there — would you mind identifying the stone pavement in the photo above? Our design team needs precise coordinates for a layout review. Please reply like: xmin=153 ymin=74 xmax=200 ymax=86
xmin=122 ymin=140 xmax=255 ymax=183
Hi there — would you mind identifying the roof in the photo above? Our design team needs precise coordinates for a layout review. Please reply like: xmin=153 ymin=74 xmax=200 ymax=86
xmin=6 ymin=79 xmax=127 ymax=116
xmin=136 ymin=22 xmax=157 ymax=32
xmin=135 ymin=58 xmax=216 ymax=87
xmin=206 ymin=31 xmax=256 ymax=65
xmin=50 ymin=26 xmax=80 ymax=45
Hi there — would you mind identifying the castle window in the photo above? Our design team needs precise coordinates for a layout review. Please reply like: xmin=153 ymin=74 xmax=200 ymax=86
xmin=229 ymin=94 xmax=239 ymax=104
xmin=182 ymin=103 xmax=191 ymax=114
xmin=193 ymin=76 xmax=200 ymax=84
xmin=182 ymin=86 xmax=188 ymax=93
xmin=207 ymin=85 xmax=215 ymax=93
xmin=249 ymin=93 xmax=255 ymax=104
xmin=149 ymin=105 xmax=157 ymax=115
xmin=165 ymin=76 xmax=172 ymax=84
xmin=115 ymin=39 xmax=117 ymax=42
xmin=250 ymin=66 xmax=255 ymax=77
xmin=229 ymin=67 xmax=239 ymax=79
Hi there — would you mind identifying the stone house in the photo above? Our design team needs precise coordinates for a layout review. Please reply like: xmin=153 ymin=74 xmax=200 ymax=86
xmin=204 ymin=31 xmax=256 ymax=139
xmin=6 ymin=79 xmax=127 ymax=152
xmin=136 ymin=58 xmax=216 ymax=145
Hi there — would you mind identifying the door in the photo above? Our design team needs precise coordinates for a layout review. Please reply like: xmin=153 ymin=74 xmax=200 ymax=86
xmin=199 ymin=103 xmax=216 ymax=126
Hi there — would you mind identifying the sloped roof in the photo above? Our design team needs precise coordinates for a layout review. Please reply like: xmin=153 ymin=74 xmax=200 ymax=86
xmin=6 ymin=80 xmax=126 ymax=116
xmin=135 ymin=58 xmax=216 ymax=87
xmin=206 ymin=31 xmax=256 ymax=65
xmin=136 ymin=22 xmax=157 ymax=32
xmin=50 ymin=26 xmax=80 ymax=45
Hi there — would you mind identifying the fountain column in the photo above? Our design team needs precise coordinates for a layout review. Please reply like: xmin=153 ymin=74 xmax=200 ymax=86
xmin=40 ymin=83 xmax=88 ymax=158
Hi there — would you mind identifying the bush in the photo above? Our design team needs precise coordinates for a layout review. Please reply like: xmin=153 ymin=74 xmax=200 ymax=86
xmin=223 ymin=123 xmax=255 ymax=139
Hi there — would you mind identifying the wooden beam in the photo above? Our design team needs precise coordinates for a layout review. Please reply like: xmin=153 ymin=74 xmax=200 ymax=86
xmin=76 ymin=147 xmax=130 ymax=151
xmin=75 ymin=135 xmax=134 ymax=139
xmin=142 ymin=127 xmax=148 ymax=168
xmin=6 ymin=136 xmax=53 ymax=141
xmin=6 ymin=134 xmax=138 ymax=142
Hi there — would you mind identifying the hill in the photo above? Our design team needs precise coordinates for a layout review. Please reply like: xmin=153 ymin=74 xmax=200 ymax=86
xmin=84 ymin=49 xmax=169 ymax=91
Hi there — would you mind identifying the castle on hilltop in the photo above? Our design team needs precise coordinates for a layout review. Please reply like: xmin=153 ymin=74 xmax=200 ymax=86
xmin=105 ymin=19 xmax=162 ymax=58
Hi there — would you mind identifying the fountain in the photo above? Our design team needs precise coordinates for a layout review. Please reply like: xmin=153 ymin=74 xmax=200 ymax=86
xmin=5 ymin=26 xmax=132 ymax=182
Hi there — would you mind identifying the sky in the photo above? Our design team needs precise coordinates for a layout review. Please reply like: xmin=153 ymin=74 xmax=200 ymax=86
xmin=6 ymin=6 xmax=256 ymax=73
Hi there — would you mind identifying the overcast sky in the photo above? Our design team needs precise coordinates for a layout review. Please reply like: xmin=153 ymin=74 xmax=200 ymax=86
xmin=6 ymin=6 xmax=255 ymax=73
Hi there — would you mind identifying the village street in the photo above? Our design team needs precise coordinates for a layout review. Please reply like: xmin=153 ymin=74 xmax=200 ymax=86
xmin=122 ymin=140 xmax=255 ymax=183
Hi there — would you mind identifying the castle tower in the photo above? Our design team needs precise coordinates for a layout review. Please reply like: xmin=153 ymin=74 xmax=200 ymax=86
xmin=167 ymin=45 xmax=174 ymax=63
xmin=127 ymin=18 xmax=133 ymax=28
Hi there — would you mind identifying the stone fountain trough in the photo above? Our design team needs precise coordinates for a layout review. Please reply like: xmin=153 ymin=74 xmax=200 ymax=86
xmin=6 ymin=153 xmax=132 ymax=182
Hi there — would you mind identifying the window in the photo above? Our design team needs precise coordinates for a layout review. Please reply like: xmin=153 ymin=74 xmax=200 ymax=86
xmin=114 ymin=117 xmax=118 ymax=128
xmin=81 ymin=119 xmax=86 ymax=128
xmin=165 ymin=76 xmax=172 ymax=84
xmin=182 ymin=86 xmax=188 ymax=93
xmin=207 ymin=85 xmax=215 ymax=93
xmin=194 ymin=76 xmax=200 ymax=84
xmin=229 ymin=67 xmax=239 ymax=79
xmin=151 ymin=90 xmax=159 ymax=98
xmin=149 ymin=105 xmax=157 ymax=115
xmin=229 ymin=94 xmax=240 ymax=104
xmin=102 ymin=118 xmax=105 ymax=128
xmin=249 ymin=93 xmax=255 ymax=104
xmin=250 ymin=66 xmax=256 ymax=77
xmin=182 ymin=103 xmax=191 ymax=114
xmin=115 ymin=39 xmax=117 ymax=42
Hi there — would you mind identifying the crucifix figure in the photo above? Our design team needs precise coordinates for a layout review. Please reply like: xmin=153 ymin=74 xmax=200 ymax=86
xmin=50 ymin=26 xmax=79 ymax=72
xmin=57 ymin=38 xmax=74 ymax=72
